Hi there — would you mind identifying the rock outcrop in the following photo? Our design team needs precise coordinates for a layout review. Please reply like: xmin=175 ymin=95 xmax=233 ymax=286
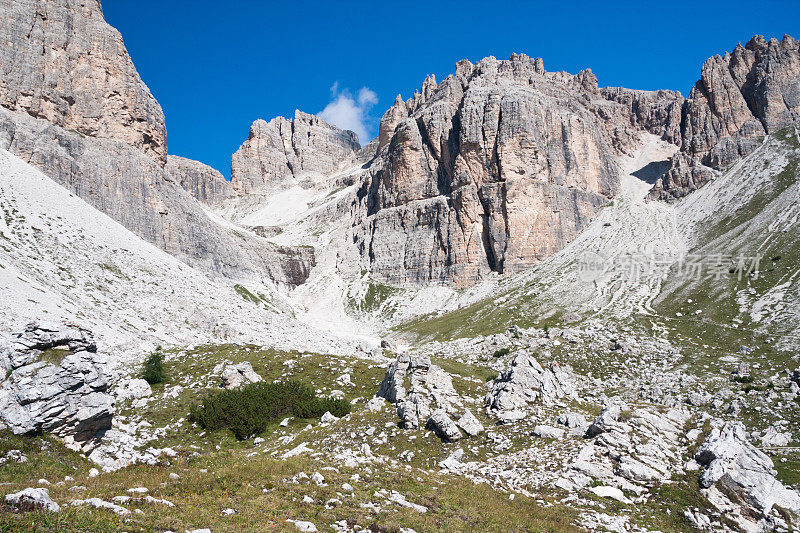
xmin=4 ymin=488 xmax=60 ymax=513
xmin=231 ymin=111 xmax=361 ymax=195
xmin=166 ymin=155 xmax=236 ymax=207
xmin=377 ymin=353 xmax=470 ymax=437
xmin=696 ymin=422 xmax=800 ymax=531
xmin=0 ymin=0 xmax=166 ymax=163
xmin=350 ymin=55 xmax=695 ymax=287
xmin=485 ymin=353 xmax=576 ymax=423
xmin=650 ymin=35 xmax=800 ymax=201
xmin=220 ymin=362 xmax=263 ymax=389
xmin=0 ymin=323 xmax=114 ymax=443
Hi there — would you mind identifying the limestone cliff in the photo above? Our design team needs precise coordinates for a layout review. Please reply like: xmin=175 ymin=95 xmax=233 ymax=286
xmin=0 ymin=0 xmax=167 ymax=163
xmin=166 ymin=155 xmax=236 ymax=207
xmin=650 ymin=35 xmax=800 ymax=201
xmin=231 ymin=111 xmax=361 ymax=195
xmin=351 ymin=54 xmax=678 ymax=287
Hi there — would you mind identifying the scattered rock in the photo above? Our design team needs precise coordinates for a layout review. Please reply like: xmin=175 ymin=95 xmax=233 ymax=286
xmin=455 ymin=410 xmax=484 ymax=436
xmin=220 ymin=362 xmax=262 ymax=389
xmin=5 ymin=488 xmax=60 ymax=513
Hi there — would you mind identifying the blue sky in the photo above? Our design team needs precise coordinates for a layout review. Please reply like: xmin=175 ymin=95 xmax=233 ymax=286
xmin=104 ymin=0 xmax=799 ymax=179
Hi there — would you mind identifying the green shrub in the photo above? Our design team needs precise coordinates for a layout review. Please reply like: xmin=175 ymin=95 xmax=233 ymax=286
xmin=189 ymin=381 xmax=350 ymax=440
xmin=492 ymin=347 xmax=510 ymax=358
xmin=732 ymin=375 xmax=754 ymax=384
xmin=142 ymin=348 xmax=165 ymax=385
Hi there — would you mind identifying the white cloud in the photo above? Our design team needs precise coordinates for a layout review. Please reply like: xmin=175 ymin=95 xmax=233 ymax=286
xmin=319 ymin=84 xmax=378 ymax=145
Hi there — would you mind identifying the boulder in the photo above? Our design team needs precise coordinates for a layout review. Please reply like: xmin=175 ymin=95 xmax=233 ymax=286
xmin=533 ymin=425 xmax=565 ymax=439
xmin=377 ymin=354 xmax=462 ymax=431
xmin=485 ymin=353 xmax=576 ymax=421
xmin=5 ymin=488 xmax=60 ymax=513
xmin=696 ymin=422 xmax=800 ymax=525
xmin=426 ymin=409 xmax=462 ymax=442
xmin=455 ymin=410 xmax=484 ymax=436
xmin=0 ymin=323 xmax=114 ymax=442
xmin=115 ymin=379 xmax=152 ymax=402
xmin=220 ymin=362 xmax=263 ymax=389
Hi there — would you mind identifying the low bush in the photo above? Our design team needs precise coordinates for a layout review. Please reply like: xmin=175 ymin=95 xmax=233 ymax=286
xmin=189 ymin=381 xmax=350 ymax=440
xmin=492 ymin=347 xmax=510 ymax=358
xmin=142 ymin=348 xmax=165 ymax=385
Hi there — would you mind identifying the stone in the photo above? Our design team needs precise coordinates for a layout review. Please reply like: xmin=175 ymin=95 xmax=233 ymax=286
xmin=426 ymin=409 xmax=463 ymax=442
xmin=532 ymin=425 xmax=565 ymax=439
xmin=557 ymin=412 xmax=587 ymax=429
xmin=0 ymin=322 xmax=114 ymax=442
xmin=115 ymin=379 xmax=152 ymax=402
xmin=71 ymin=497 xmax=129 ymax=515
xmin=0 ymin=0 xmax=166 ymax=162
xmin=696 ymin=422 xmax=800 ymax=521
xmin=220 ymin=362 xmax=262 ymax=389
xmin=5 ymin=487 xmax=60 ymax=513
xmin=485 ymin=353 xmax=576 ymax=420
xmin=585 ymin=402 xmax=627 ymax=438
xmin=455 ymin=410 xmax=484 ymax=436
xmin=320 ymin=411 xmax=339 ymax=424
xmin=231 ymin=111 xmax=360 ymax=195
xmin=589 ymin=485 xmax=631 ymax=504
xmin=365 ymin=397 xmax=386 ymax=412
xmin=290 ymin=520 xmax=318 ymax=532
xmin=166 ymin=155 xmax=236 ymax=207
xmin=760 ymin=426 xmax=792 ymax=447
xmin=377 ymin=354 xmax=461 ymax=429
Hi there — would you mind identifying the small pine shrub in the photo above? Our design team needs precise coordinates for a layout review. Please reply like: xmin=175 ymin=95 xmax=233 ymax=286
xmin=492 ymin=347 xmax=510 ymax=358
xmin=732 ymin=375 xmax=754 ymax=384
xmin=142 ymin=348 xmax=165 ymax=385
xmin=189 ymin=381 xmax=350 ymax=440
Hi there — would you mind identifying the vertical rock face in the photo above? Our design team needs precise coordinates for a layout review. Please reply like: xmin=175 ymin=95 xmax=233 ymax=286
xmin=0 ymin=0 xmax=315 ymax=287
xmin=354 ymin=55 xmax=649 ymax=287
xmin=230 ymin=111 xmax=360 ymax=195
xmin=0 ymin=0 xmax=167 ymax=163
xmin=650 ymin=35 xmax=800 ymax=201
xmin=166 ymin=155 xmax=236 ymax=207
xmin=0 ymin=107 xmax=314 ymax=287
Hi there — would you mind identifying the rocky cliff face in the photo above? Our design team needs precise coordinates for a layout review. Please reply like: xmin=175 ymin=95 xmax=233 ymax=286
xmin=166 ymin=155 xmax=236 ymax=207
xmin=0 ymin=0 xmax=167 ymax=163
xmin=231 ymin=111 xmax=361 ymax=195
xmin=0 ymin=0 xmax=315 ymax=287
xmin=0 ymin=108 xmax=314 ymax=286
xmin=351 ymin=54 xmax=681 ymax=287
xmin=650 ymin=35 xmax=800 ymax=201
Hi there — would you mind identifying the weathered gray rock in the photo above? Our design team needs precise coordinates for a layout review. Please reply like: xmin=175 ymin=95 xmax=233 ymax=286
xmin=377 ymin=354 xmax=462 ymax=431
xmin=0 ymin=0 xmax=166 ymax=163
xmin=220 ymin=362 xmax=263 ymax=389
xmin=0 ymin=322 xmax=114 ymax=442
xmin=166 ymin=155 xmax=236 ymax=207
xmin=533 ymin=425 xmax=565 ymax=439
xmin=114 ymin=379 xmax=152 ymax=402
xmin=650 ymin=35 xmax=800 ymax=201
xmin=231 ymin=111 xmax=360 ymax=195
xmin=696 ymin=422 xmax=800 ymax=527
xmin=485 ymin=353 xmax=576 ymax=420
xmin=426 ymin=409 xmax=462 ymax=442
xmin=0 ymin=107 xmax=314 ymax=287
xmin=455 ymin=410 xmax=484 ymax=436
xmin=5 ymin=487 xmax=60 ymax=513
xmin=585 ymin=402 xmax=626 ymax=438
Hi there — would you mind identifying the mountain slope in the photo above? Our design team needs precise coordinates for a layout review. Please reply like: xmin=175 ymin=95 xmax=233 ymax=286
xmin=0 ymin=147 xmax=359 ymax=357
